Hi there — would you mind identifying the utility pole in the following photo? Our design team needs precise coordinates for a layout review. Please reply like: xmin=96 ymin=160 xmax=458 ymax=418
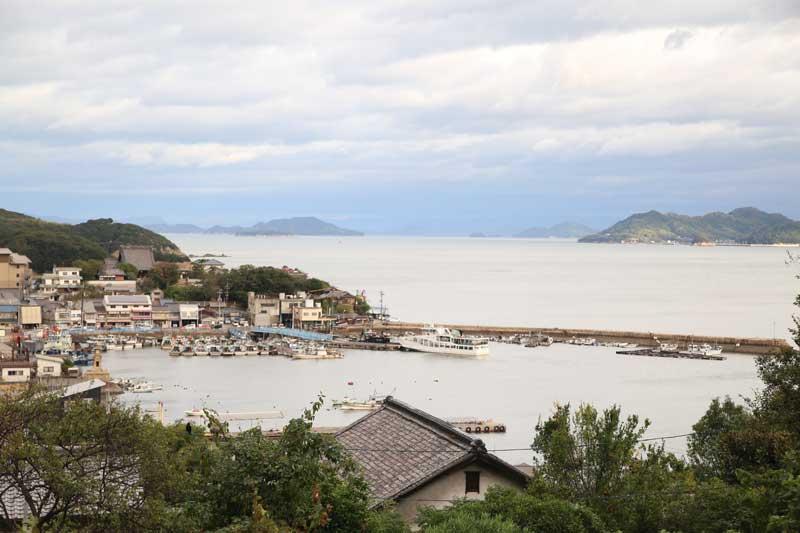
xmin=80 ymin=280 xmax=86 ymax=329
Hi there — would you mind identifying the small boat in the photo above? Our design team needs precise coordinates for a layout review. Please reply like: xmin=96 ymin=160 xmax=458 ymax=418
xmin=221 ymin=345 xmax=235 ymax=356
xmin=243 ymin=343 xmax=259 ymax=356
xmin=180 ymin=345 xmax=195 ymax=357
xmin=131 ymin=382 xmax=162 ymax=393
xmin=682 ymin=343 xmax=724 ymax=357
xmin=332 ymin=396 xmax=382 ymax=410
xmin=657 ymin=342 xmax=679 ymax=352
xmin=185 ymin=408 xmax=206 ymax=417
xmin=194 ymin=344 xmax=209 ymax=356
xmin=169 ymin=346 xmax=181 ymax=357
xmin=208 ymin=345 xmax=221 ymax=356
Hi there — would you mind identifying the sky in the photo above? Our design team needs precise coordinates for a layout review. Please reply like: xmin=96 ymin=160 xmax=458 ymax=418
xmin=1 ymin=1 xmax=799 ymax=234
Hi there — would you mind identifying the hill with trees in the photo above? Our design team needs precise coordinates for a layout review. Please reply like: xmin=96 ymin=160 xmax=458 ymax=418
xmin=0 ymin=209 xmax=188 ymax=272
xmin=580 ymin=207 xmax=800 ymax=244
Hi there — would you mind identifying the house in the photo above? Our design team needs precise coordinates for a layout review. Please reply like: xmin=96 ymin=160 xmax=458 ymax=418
xmin=0 ymin=248 xmax=31 ymax=290
xmin=19 ymin=306 xmax=42 ymax=329
xmin=99 ymin=258 xmax=126 ymax=281
xmin=0 ymin=304 xmax=18 ymax=334
xmin=0 ymin=360 xmax=35 ymax=383
xmin=336 ymin=397 xmax=528 ymax=524
xmin=36 ymin=354 xmax=63 ymax=378
xmin=312 ymin=288 xmax=357 ymax=314
xmin=41 ymin=266 xmax=82 ymax=293
xmin=290 ymin=300 xmax=331 ymax=330
xmin=100 ymin=295 xmax=152 ymax=327
xmin=117 ymin=246 xmax=155 ymax=274
xmin=248 ymin=291 xmax=310 ymax=327
xmin=193 ymin=258 xmax=224 ymax=272
xmin=86 ymin=280 xmax=137 ymax=295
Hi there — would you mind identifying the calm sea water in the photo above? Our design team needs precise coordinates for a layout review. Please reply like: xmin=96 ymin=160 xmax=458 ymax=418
xmin=103 ymin=236 xmax=798 ymax=463
xmin=170 ymin=235 xmax=797 ymax=340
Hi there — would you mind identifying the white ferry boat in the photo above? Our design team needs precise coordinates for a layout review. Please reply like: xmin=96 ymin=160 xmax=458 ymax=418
xmin=393 ymin=326 xmax=490 ymax=356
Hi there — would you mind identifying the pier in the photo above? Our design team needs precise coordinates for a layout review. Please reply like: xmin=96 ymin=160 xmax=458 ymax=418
xmin=335 ymin=322 xmax=790 ymax=355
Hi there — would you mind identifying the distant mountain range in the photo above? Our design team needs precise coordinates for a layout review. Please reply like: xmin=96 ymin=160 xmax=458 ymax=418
xmin=580 ymin=207 xmax=800 ymax=244
xmin=513 ymin=222 xmax=596 ymax=239
xmin=148 ymin=217 xmax=363 ymax=237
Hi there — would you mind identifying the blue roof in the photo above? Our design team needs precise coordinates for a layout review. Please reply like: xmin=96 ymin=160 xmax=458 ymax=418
xmin=0 ymin=305 xmax=18 ymax=313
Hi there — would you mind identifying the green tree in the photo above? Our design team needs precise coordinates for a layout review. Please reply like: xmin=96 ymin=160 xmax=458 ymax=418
xmin=688 ymin=396 xmax=753 ymax=481
xmin=118 ymin=262 xmax=140 ymax=280
xmin=72 ymin=258 xmax=104 ymax=280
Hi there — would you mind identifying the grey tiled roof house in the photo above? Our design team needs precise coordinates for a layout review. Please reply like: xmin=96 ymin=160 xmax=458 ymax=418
xmin=336 ymin=397 xmax=528 ymax=523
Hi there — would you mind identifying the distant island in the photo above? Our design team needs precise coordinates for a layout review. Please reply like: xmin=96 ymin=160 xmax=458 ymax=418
xmin=514 ymin=222 xmax=596 ymax=239
xmin=148 ymin=216 xmax=363 ymax=237
xmin=580 ymin=207 xmax=800 ymax=244
xmin=0 ymin=209 xmax=188 ymax=272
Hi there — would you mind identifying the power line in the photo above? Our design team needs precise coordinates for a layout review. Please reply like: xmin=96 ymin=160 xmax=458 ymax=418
xmin=341 ymin=432 xmax=695 ymax=454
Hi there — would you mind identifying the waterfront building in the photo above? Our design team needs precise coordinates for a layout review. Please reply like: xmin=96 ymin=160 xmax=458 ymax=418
xmin=101 ymin=294 xmax=152 ymax=327
xmin=312 ymin=288 xmax=358 ymax=313
xmin=0 ymin=248 xmax=31 ymax=290
xmin=41 ymin=266 xmax=82 ymax=294
xmin=247 ymin=291 xmax=309 ymax=327
xmin=290 ymin=300 xmax=331 ymax=330
xmin=336 ymin=397 xmax=529 ymax=524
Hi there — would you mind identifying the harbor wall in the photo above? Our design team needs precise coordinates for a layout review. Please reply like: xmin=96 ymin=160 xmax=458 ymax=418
xmin=337 ymin=322 xmax=791 ymax=355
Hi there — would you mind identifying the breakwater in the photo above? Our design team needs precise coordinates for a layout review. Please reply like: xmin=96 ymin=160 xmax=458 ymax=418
xmin=336 ymin=322 xmax=790 ymax=355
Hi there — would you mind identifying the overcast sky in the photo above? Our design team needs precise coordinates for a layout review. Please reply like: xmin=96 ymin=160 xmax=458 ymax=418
xmin=1 ymin=1 xmax=799 ymax=233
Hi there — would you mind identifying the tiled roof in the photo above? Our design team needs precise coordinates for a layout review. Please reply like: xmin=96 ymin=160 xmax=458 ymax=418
xmin=119 ymin=246 xmax=155 ymax=271
xmin=10 ymin=253 xmax=30 ymax=265
xmin=104 ymin=295 xmax=151 ymax=305
xmin=336 ymin=397 xmax=527 ymax=502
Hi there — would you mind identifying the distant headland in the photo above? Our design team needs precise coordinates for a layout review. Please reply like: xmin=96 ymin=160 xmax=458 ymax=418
xmin=580 ymin=207 xmax=800 ymax=245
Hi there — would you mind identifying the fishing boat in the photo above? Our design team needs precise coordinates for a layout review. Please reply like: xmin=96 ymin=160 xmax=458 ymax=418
xmin=180 ymin=345 xmax=195 ymax=357
xmin=657 ymin=342 xmax=679 ymax=352
xmin=169 ymin=346 xmax=181 ymax=357
xmin=332 ymin=396 xmax=383 ymax=410
xmin=194 ymin=344 xmax=209 ymax=356
xmin=185 ymin=408 xmax=206 ymax=417
xmin=208 ymin=345 xmax=221 ymax=356
xmin=221 ymin=345 xmax=235 ymax=357
xmin=393 ymin=326 xmax=490 ymax=356
xmin=682 ymin=343 xmax=723 ymax=357
xmin=131 ymin=382 xmax=163 ymax=393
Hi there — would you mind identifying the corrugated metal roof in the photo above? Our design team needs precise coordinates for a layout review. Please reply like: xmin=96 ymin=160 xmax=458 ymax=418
xmin=0 ymin=304 xmax=18 ymax=312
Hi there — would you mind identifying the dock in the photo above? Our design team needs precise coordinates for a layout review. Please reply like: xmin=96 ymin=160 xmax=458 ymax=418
xmin=329 ymin=340 xmax=401 ymax=351
xmin=617 ymin=348 xmax=726 ymax=361
xmin=335 ymin=322 xmax=789 ymax=355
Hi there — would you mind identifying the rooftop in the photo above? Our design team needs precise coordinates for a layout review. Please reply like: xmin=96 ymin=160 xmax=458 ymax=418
xmin=104 ymin=295 xmax=152 ymax=306
xmin=335 ymin=397 xmax=527 ymax=503
xmin=119 ymin=246 xmax=155 ymax=271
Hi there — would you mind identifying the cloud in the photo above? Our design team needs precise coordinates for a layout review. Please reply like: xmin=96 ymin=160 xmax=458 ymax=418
xmin=664 ymin=29 xmax=694 ymax=50
xmin=0 ymin=0 xmax=798 ymax=224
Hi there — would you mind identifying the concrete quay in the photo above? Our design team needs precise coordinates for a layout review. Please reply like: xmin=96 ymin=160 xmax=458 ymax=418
xmin=335 ymin=322 xmax=791 ymax=356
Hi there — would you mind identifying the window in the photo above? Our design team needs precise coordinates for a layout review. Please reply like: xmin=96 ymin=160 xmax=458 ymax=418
xmin=7 ymin=370 xmax=23 ymax=376
xmin=465 ymin=471 xmax=480 ymax=494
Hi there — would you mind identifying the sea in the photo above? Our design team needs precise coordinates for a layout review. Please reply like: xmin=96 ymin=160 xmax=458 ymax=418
xmin=103 ymin=236 xmax=799 ymax=463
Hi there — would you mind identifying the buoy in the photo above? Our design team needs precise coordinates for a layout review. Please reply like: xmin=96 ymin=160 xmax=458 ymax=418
xmin=347 ymin=381 xmax=354 ymax=386
xmin=475 ymin=426 xmax=482 ymax=433
xmin=484 ymin=426 xmax=491 ymax=433
xmin=465 ymin=426 xmax=472 ymax=433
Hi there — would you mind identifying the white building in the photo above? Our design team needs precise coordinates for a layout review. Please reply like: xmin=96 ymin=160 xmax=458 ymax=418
xmin=102 ymin=294 xmax=152 ymax=327
xmin=36 ymin=354 xmax=63 ymax=378
xmin=41 ymin=267 xmax=82 ymax=293
xmin=0 ymin=360 xmax=35 ymax=383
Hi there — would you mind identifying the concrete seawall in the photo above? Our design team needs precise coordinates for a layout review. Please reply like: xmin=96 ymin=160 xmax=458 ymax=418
xmin=337 ymin=322 xmax=791 ymax=355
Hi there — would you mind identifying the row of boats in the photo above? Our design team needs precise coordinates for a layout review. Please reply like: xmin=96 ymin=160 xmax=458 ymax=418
xmin=163 ymin=337 xmax=343 ymax=359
